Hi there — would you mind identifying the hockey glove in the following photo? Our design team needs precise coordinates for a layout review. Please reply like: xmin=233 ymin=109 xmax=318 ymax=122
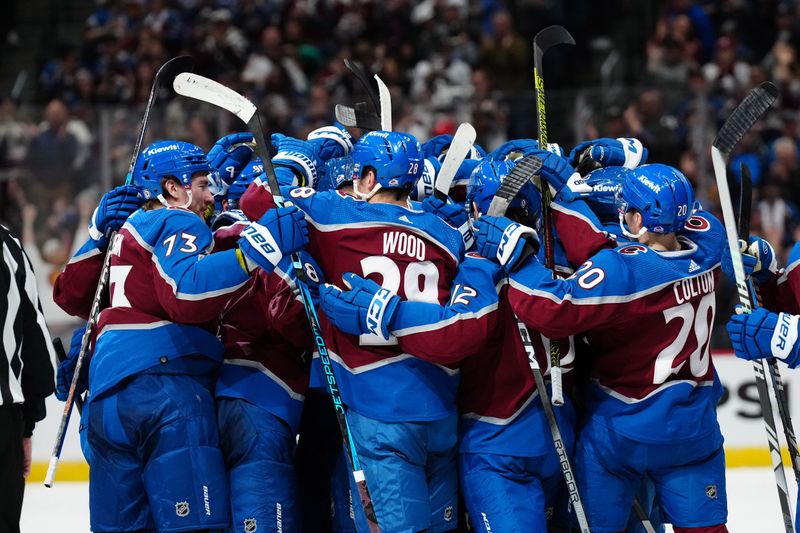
xmin=421 ymin=134 xmax=454 ymax=159
xmin=487 ymin=139 xmax=540 ymax=161
xmin=747 ymin=236 xmax=779 ymax=284
xmin=207 ymin=132 xmax=256 ymax=184
xmin=421 ymin=196 xmax=474 ymax=249
xmin=238 ymin=206 xmax=309 ymax=274
xmin=720 ymin=238 xmax=766 ymax=283
xmin=320 ymin=272 xmax=400 ymax=340
xmin=271 ymin=133 xmax=319 ymax=188
xmin=307 ymin=125 xmax=354 ymax=162
xmin=411 ymin=157 xmax=442 ymax=201
xmin=56 ymin=327 xmax=89 ymax=402
xmin=453 ymin=158 xmax=481 ymax=187
xmin=568 ymin=137 xmax=648 ymax=173
xmin=522 ymin=149 xmax=589 ymax=203
xmin=474 ymin=215 xmax=539 ymax=273
xmin=727 ymin=307 xmax=800 ymax=367
xmin=88 ymin=185 xmax=145 ymax=243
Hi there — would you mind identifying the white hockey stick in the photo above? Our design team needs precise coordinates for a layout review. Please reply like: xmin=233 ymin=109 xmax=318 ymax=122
xmin=710 ymin=81 xmax=792 ymax=532
xmin=434 ymin=123 xmax=477 ymax=200
xmin=374 ymin=74 xmax=392 ymax=131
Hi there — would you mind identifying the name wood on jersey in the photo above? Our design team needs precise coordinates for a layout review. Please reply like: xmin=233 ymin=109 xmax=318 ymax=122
xmin=383 ymin=231 xmax=426 ymax=261
xmin=673 ymin=270 xmax=715 ymax=305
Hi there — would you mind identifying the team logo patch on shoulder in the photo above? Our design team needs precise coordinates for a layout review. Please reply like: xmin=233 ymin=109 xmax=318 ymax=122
xmin=175 ymin=501 xmax=190 ymax=517
xmin=619 ymin=244 xmax=647 ymax=255
xmin=684 ymin=215 xmax=711 ymax=232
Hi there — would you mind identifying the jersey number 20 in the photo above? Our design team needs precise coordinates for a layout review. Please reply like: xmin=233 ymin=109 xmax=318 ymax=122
xmin=653 ymin=293 xmax=715 ymax=385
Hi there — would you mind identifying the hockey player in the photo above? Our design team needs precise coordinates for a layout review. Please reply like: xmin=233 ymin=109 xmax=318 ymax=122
xmin=473 ymin=163 xmax=728 ymax=532
xmin=319 ymin=156 xmax=579 ymax=532
xmin=53 ymin=140 xmax=309 ymax=533
xmin=212 ymin=126 xmax=352 ymax=533
xmin=240 ymin=130 xmax=465 ymax=533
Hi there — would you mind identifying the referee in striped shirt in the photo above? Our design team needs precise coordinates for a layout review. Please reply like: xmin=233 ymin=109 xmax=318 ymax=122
xmin=0 ymin=224 xmax=56 ymax=533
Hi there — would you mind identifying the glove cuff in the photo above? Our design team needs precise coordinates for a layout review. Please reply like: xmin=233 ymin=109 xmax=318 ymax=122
xmin=308 ymin=126 xmax=354 ymax=154
xmin=365 ymin=286 xmax=400 ymax=341
xmin=274 ymin=151 xmax=318 ymax=188
xmin=772 ymin=313 xmax=799 ymax=362
xmin=88 ymin=207 xmax=104 ymax=242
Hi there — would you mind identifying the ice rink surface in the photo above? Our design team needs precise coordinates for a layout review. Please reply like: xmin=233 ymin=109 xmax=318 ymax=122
xmin=20 ymin=467 xmax=800 ymax=532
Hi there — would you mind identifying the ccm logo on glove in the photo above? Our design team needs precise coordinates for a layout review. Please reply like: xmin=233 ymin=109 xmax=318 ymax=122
xmin=366 ymin=287 xmax=395 ymax=340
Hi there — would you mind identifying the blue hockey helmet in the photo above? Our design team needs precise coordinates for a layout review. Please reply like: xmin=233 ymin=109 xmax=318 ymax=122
xmin=616 ymin=163 xmax=694 ymax=237
xmin=467 ymin=158 xmax=542 ymax=227
xmin=316 ymin=156 xmax=357 ymax=192
xmin=583 ymin=165 xmax=630 ymax=224
xmin=227 ymin=158 xmax=263 ymax=209
xmin=133 ymin=141 xmax=210 ymax=201
xmin=351 ymin=131 xmax=423 ymax=198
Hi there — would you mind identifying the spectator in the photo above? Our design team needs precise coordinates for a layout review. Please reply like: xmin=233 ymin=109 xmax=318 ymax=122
xmin=476 ymin=10 xmax=528 ymax=92
xmin=25 ymin=100 xmax=84 ymax=207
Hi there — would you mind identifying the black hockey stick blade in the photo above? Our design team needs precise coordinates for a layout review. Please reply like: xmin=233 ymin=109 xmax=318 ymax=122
xmin=713 ymin=82 xmax=778 ymax=155
xmin=533 ymin=25 xmax=575 ymax=56
xmin=739 ymin=162 xmax=753 ymax=239
xmin=334 ymin=104 xmax=382 ymax=131
xmin=344 ymin=59 xmax=381 ymax=118
xmin=487 ymin=155 xmax=543 ymax=217
xmin=156 ymin=55 xmax=194 ymax=89
xmin=125 ymin=55 xmax=193 ymax=183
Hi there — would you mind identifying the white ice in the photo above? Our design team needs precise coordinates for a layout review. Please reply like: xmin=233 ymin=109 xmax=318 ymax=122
xmin=20 ymin=467 xmax=800 ymax=532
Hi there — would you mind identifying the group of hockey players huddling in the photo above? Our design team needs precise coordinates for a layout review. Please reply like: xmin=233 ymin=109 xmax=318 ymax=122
xmin=53 ymin=115 xmax=790 ymax=533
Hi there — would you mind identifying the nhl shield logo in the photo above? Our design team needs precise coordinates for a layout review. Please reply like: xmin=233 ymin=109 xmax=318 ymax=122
xmin=175 ymin=501 xmax=190 ymax=517
xmin=243 ymin=518 xmax=258 ymax=532
xmin=444 ymin=506 xmax=454 ymax=522
xmin=705 ymin=485 xmax=718 ymax=499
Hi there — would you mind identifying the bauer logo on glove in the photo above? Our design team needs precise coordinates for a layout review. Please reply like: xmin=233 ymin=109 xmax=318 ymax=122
xmin=773 ymin=313 xmax=800 ymax=360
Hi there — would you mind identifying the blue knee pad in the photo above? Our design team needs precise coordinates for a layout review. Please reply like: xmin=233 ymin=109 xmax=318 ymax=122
xmin=218 ymin=399 xmax=299 ymax=533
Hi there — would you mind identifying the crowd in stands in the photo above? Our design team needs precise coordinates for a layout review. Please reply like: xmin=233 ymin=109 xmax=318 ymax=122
xmin=1 ymin=0 xmax=800 ymax=344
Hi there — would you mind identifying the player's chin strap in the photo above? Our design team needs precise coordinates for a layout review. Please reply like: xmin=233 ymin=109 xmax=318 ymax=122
xmin=157 ymin=187 xmax=193 ymax=210
xmin=618 ymin=212 xmax=647 ymax=239
xmin=353 ymin=179 xmax=382 ymax=201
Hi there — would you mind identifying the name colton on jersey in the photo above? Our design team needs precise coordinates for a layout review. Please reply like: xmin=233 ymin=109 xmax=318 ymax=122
xmin=673 ymin=270 xmax=715 ymax=305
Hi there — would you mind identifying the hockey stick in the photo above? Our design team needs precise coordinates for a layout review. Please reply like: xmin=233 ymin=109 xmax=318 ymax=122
xmin=344 ymin=59 xmax=381 ymax=118
xmin=45 ymin=55 xmax=193 ymax=488
xmin=336 ymin=60 xmax=384 ymax=131
xmin=710 ymin=81 xmax=793 ymax=531
xmin=374 ymin=74 xmax=392 ymax=131
xmin=434 ymin=122 xmax=477 ymax=200
xmin=334 ymin=103 xmax=382 ymax=131
xmin=739 ymin=162 xmax=800 ymax=482
xmin=532 ymin=25 xmax=574 ymax=407
xmin=173 ymin=73 xmax=382 ymax=532
xmin=486 ymin=155 xmax=591 ymax=533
